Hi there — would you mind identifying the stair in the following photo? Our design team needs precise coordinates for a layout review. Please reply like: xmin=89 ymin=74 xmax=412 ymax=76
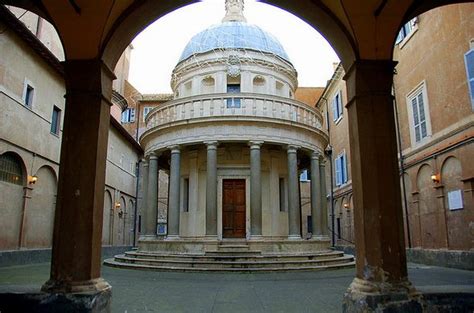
xmin=104 ymin=249 xmax=355 ymax=272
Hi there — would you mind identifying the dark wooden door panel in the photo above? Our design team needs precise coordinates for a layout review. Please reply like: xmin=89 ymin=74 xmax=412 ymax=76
xmin=222 ymin=179 xmax=246 ymax=238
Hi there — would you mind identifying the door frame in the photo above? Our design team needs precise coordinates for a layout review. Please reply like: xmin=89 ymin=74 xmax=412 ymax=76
xmin=217 ymin=175 xmax=250 ymax=240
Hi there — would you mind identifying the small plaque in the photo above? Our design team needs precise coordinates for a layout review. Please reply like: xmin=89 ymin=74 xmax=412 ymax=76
xmin=447 ymin=189 xmax=463 ymax=211
xmin=157 ymin=223 xmax=167 ymax=235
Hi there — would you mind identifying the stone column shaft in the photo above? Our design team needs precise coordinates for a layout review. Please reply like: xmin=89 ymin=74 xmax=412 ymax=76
xmin=42 ymin=59 xmax=112 ymax=293
xmin=140 ymin=161 xmax=149 ymax=235
xmin=168 ymin=146 xmax=181 ymax=237
xmin=145 ymin=154 xmax=158 ymax=236
xmin=206 ymin=141 xmax=218 ymax=236
xmin=287 ymin=145 xmax=300 ymax=238
xmin=310 ymin=152 xmax=322 ymax=236
xmin=319 ymin=160 xmax=328 ymax=236
xmin=250 ymin=141 xmax=263 ymax=237
xmin=344 ymin=60 xmax=410 ymax=296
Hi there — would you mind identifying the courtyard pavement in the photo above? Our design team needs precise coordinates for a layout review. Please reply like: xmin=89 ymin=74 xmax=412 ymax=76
xmin=0 ymin=262 xmax=473 ymax=312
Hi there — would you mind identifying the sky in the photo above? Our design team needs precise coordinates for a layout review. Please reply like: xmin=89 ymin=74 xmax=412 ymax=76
xmin=128 ymin=0 xmax=340 ymax=94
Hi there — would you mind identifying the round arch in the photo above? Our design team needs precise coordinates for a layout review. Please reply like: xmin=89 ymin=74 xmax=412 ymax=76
xmin=102 ymin=189 xmax=113 ymax=245
xmin=100 ymin=0 xmax=357 ymax=71
xmin=0 ymin=151 xmax=27 ymax=250
xmin=24 ymin=165 xmax=57 ymax=248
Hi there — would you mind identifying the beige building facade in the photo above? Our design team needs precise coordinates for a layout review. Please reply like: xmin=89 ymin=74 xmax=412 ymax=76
xmin=318 ymin=3 xmax=474 ymax=252
xmin=0 ymin=6 xmax=142 ymax=251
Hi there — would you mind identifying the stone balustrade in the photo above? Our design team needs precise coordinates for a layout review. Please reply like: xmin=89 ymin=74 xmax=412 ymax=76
xmin=145 ymin=93 xmax=323 ymax=131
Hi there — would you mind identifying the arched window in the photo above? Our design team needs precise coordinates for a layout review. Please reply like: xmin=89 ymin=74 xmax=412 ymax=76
xmin=0 ymin=153 xmax=24 ymax=185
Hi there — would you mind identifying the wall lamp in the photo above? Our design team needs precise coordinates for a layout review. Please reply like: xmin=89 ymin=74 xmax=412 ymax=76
xmin=343 ymin=203 xmax=349 ymax=209
xmin=28 ymin=175 xmax=38 ymax=184
xmin=431 ymin=173 xmax=440 ymax=183
xmin=114 ymin=202 xmax=121 ymax=209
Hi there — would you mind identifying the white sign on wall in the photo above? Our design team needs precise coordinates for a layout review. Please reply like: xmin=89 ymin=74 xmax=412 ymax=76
xmin=447 ymin=189 xmax=463 ymax=211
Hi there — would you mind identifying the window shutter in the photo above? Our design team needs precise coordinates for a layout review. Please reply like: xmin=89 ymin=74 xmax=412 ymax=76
xmin=465 ymin=49 xmax=474 ymax=106
xmin=395 ymin=31 xmax=404 ymax=44
xmin=335 ymin=156 xmax=342 ymax=186
xmin=342 ymin=152 xmax=348 ymax=184
xmin=411 ymin=97 xmax=421 ymax=142
xmin=338 ymin=90 xmax=343 ymax=118
xmin=130 ymin=108 xmax=136 ymax=122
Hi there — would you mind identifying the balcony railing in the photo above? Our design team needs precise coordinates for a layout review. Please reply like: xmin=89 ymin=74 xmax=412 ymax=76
xmin=145 ymin=93 xmax=323 ymax=131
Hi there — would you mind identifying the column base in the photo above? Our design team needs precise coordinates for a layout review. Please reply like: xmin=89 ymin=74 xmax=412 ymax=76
xmin=41 ymin=277 xmax=111 ymax=294
xmin=139 ymin=235 xmax=158 ymax=240
xmin=288 ymin=235 xmax=302 ymax=240
xmin=343 ymin=277 xmax=420 ymax=313
xmin=0 ymin=287 xmax=111 ymax=313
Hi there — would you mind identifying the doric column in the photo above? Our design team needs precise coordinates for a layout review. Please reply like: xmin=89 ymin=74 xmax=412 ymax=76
xmin=145 ymin=153 xmax=158 ymax=237
xmin=41 ymin=60 xmax=112 ymax=294
xmin=139 ymin=160 xmax=149 ymax=237
xmin=168 ymin=145 xmax=181 ymax=238
xmin=249 ymin=141 xmax=263 ymax=237
xmin=319 ymin=159 xmax=328 ymax=237
xmin=205 ymin=141 xmax=218 ymax=236
xmin=343 ymin=60 xmax=413 ymax=310
xmin=287 ymin=145 xmax=301 ymax=238
xmin=310 ymin=151 xmax=322 ymax=237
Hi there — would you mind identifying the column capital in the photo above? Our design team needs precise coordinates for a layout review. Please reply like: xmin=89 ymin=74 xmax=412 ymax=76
xmin=204 ymin=141 xmax=219 ymax=149
xmin=319 ymin=158 xmax=327 ymax=167
xmin=248 ymin=141 xmax=264 ymax=149
xmin=148 ymin=152 xmax=159 ymax=160
xmin=286 ymin=145 xmax=299 ymax=154
xmin=311 ymin=151 xmax=322 ymax=160
xmin=168 ymin=145 xmax=181 ymax=154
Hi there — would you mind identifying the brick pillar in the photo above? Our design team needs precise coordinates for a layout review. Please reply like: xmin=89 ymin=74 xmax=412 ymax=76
xmin=343 ymin=60 xmax=415 ymax=311
xmin=42 ymin=59 xmax=112 ymax=293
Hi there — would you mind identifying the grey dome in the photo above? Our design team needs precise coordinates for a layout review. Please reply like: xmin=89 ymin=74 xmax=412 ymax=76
xmin=178 ymin=22 xmax=290 ymax=63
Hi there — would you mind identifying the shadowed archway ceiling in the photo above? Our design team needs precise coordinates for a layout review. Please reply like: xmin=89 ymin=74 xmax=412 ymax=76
xmin=1 ymin=0 xmax=470 ymax=69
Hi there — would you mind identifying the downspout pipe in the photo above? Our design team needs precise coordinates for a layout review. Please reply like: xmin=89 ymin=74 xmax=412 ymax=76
xmin=392 ymin=80 xmax=412 ymax=248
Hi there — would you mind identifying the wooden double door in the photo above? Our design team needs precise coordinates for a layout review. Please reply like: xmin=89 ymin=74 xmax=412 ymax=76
xmin=222 ymin=179 xmax=246 ymax=238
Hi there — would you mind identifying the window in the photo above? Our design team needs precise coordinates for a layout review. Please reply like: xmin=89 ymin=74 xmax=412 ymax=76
xmin=465 ymin=48 xmax=474 ymax=109
xmin=121 ymin=108 xmax=135 ymax=123
xmin=143 ymin=107 xmax=153 ymax=120
xmin=24 ymin=84 xmax=34 ymax=108
xmin=0 ymin=154 xmax=23 ymax=185
xmin=300 ymin=169 xmax=310 ymax=182
xmin=335 ymin=151 xmax=348 ymax=187
xmin=227 ymin=84 xmax=241 ymax=108
xmin=50 ymin=106 xmax=61 ymax=135
xmin=407 ymin=83 xmax=431 ymax=144
xmin=279 ymin=178 xmax=287 ymax=212
xmin=395 ymin=18 xmax=418 ymax=44
xmin=183 ymin=178 xmax=189 ymax=212
xmin=332 ymin=90 xmax=343 ymax=122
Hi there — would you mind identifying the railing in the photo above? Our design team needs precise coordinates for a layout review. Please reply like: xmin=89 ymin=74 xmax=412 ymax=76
xmin=145 ymin=93 xmax=323 ymax=131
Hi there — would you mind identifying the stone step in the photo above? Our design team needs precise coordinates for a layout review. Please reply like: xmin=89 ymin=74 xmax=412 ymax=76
xmin=124 ymin=250 xmax=345 ymax=262
xmin=217 ymin=244 xmax=250 ymax=252
xmin=103 ymin=258 xmax=355 ymax=272
xmin=109 ymin=254 xmax=354 ymax=269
